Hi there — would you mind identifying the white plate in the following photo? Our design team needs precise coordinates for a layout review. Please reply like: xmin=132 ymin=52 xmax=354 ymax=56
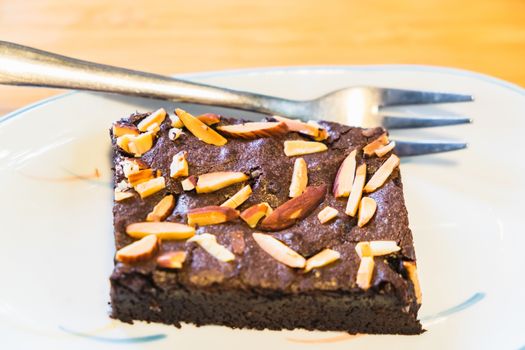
xmin=1 ymin=65 xmax=524 ymax=350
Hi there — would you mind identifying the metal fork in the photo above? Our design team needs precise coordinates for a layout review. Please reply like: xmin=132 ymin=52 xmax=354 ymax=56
xmin=0 ymin=41 xmax=472 ymax=157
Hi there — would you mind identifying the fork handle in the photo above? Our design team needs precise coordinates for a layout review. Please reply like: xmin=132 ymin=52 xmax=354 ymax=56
xmin=0 ymin=41 xmax=303 ymax=116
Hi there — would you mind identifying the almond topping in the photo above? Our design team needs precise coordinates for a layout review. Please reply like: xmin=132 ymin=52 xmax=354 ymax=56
xmin=115 ymin=189 xmax=134 ymax=201
xmin=283 ymin=140 xmax=328 ymax=157
xmin=252 ymin=232 xmax=306 ymax=268
xmin=374 ymin=141 xmax=395 ymax=157
xmin=217 ymin=121 xmax=289 ymax=139
xmin=304 ymin=248 xmax=340 ymax=272
xmin=170 ymin=151 xmax=189 ymax=179
xmin=187 ymin=233 xmax=235 ymax=262
xmin=168 ymin=128 xmax=184 ymax=141
xmin=357 ymin=197 xmax=377 ymax=227
xmin=345 ymin=163 xmax=367 ymax=217
xmin=363 ymin=133 xmax=389 ymax=156
xmin=403 ymin=261 xmax=422 ymax=304
xmin=356 ymin=256 xmax=374 ymax=290
xmin=137 ymin=108 xmax=167 ymax=132
xmin=221 ymin=185 xmax=252 ymax=208
xmin=116 ymin=235 xmax=159 ymax=264
xmin=364 ymin=154 xmax=400 ymax=193
xmin=317 ymin=206 xmax=338 ymax=224
xmin=273 ymin=115 xmax=320 ymax=138
xmin=260 ymin=185 xmax=326 ymax=231
xmin=333 ymin=150 xmax=357 ymax=198
xmin=112 ymin=122 xmax=139 ymax=137
xmin=128 ymin=169 xmax=155 ymax=187
xmin=196 ymin=113 xmax=221 ymax=125
xmin=134 ymin=176 xmax=166 ymax=199
xmin=307 ymin=121 xmax=329 ymax=141
xmin=355 ymin=241 xmax=400 ymax=257
xmin=355 ymin=241 xmax=372 ymax=258
xmin=126 ymin=222 xmax=195 ymax=240
xmin=116 ymin=179 xmax=131 ymax=192
xmin=187 ymin=206 xmax=239 ymax=226
xmin=120 ymin=158 xmax=145 ymax=177
xmin=175 ymin=108 xmax=227 ymax=146
xmin=146 ymin=122 xmax=161 ymax=135
xmin=195 ymin=171 xmax=249 ymax=193
xmin=146 ymin=195 xmax=176 ymax=222
xmin=240 ymin=202 xmax=272 ymax=228
xmin=157 ymin=251 xmax=187 ymax=269
xmin=170 ymin=115 xmax=184 ymax=128
xmin=181 ymin=175 xmax=197 ymax=191
xmin=289 ymin=157 xmax=308 ymax=198
xmin=362 ymin=127 xmax=384 ymax=137
xmin=126 ymin=132 xmax=154 ymax=157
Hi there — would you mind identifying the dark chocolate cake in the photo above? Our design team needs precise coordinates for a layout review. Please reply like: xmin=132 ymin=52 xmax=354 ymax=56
xmin=109 ymin=108 xmax=423 ymax=334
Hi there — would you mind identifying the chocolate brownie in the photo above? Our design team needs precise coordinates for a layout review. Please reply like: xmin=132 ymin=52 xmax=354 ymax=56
xmin=109 ymin=108 xmax=423 ymax=334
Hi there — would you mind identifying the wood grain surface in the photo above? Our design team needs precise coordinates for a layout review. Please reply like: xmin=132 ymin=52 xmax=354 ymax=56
xmin=1 ymin=0 xmax=524 ymax=116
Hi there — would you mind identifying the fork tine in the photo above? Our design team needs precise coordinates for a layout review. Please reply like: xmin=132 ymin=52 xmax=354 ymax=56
xmin=393 ymin=140 xmax=467 ymax=157
xmin=382 ymin=115 xmax=472 ymax=129
xmin=378 ymin=88 xmax=473 ymax=106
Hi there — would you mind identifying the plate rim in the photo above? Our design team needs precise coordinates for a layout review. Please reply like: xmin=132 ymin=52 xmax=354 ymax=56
xmin=1 ymin=64 xmax=524 ymax=126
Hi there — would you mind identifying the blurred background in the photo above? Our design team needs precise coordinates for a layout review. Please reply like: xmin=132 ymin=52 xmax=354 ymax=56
xmin=1 ymin=0 xmax=524 ymax=116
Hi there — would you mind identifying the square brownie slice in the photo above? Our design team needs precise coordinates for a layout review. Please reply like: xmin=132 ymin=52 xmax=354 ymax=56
xmin=109 ymin=108 xmax=423 ymax=334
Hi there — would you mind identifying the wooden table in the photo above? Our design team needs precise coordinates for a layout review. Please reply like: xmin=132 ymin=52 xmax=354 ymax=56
xmin=1 ymin=0 xmax=524 ymax=116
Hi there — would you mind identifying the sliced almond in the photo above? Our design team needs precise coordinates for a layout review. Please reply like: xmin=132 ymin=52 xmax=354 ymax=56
xmin=116 ymin=179 xmax=131 ymax=192
xmin=403 ymin=261 xmax=422 ymax=304
xmin=304 ymin=248 xmax=340 ymax=272
xmin=181 ymin=175 xmax=197 ymax=191
xmin=157 ymin=251 xmax=187 ymax=269
xmin=217 ymin=121 xmax=288 ymax=139
xmin=128 ymin=169 xmax=155 ymax=187
xmin=355 ymin=241 xmax=372 ymax=258
xmin=356 ymin=256 xmax=374 ymax=290
xmin=307 ymin=121 xmax=329 ymax=141
xmin=112 ymin=122 xmax=139 ymax=137
xmin=146 ymin=122 xmax=161 ymax=135
xmin=116 ymin=235 xmax=159 ymax=264
xmin=134 ymin=176 xmax=166 ymax=199
xmin=240 ymin=202 xmax=272 ymax=228
xmin=260 ymin=185 xmax=326 ymax=231
xmin=170 ymin=115 xmax=184 ymax=128
xmin=369 ymin=241 xmax=401 ymax=256
xmin=289 ymin=157 xmax=308 ymax=198
xmin=355 ymin=240 xmax=400 ymax=257
xmin=170 ymin=151 xmax=189 ymax=179
xmin=116 ymin=134 xmax=133 ymax=153
xmin=115 ymin=189 xmax=134 ymax=202
xmin=187 ymin=206 xmax=239 ymax=226
xmin=375 ymin=141 xmax=396 ymax=157
xmin=284 ymin=140 xmax=328 ymax=157
xmin=120 ymin=158 xmax=146 ymax=177
xmin=273 ymin=115 xmax=320 ymax=138
xmin=317 ymin=206 xmax=338 ymax=224
xmin=196 ymin=113 xmax=221 ymax=125
xmin=221 ymin=185 xmax=252 ymax=208
xmin=195 ymin=171 xmax=249 ymax=194
xmin=357 ymin=197 xmax=377 ymax=227
xmin=175 ymin=108 xmax=227 ymax=146
xmin=252 ymin=232 xmax=305 ymax=268
xmin=364 ymin=154 xmax=400 ymax=193
xmin=127 ymin=131 xmax=153 ymax=157
xmin=345 ymin=163 xmax=367 ymax=216
xmin=332 ymin=150 xmax=357 ymax=198
xmin=168 ymin=127 xmax=184 ymax=141
xmin=187 ymin=233 xmax=235 ymax=262
xmin=146 ymin=195 xmax=176 ymax=222
xmin=362 ymin=128 xmax=384 ymax=137
xmin=363 ymin=133 xmax=389 ymax=156
xmin=137 ymin=108 xmax=167 ymax=132
xmin=126 ymin=221 xmax=195 ymax=240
